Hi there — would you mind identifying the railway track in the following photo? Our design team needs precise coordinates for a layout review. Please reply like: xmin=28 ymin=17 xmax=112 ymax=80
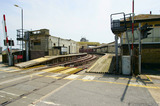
xmin=0 ymin=67 xmax=78 ymax=105
xmin=58 ymin=54 xmax=97 ymax=67
xmin=0 ymin=54 xmax=98 ymax=105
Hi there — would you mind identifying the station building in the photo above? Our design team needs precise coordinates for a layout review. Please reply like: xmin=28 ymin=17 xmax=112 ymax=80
xmin=29 ymin=29 xmax=79 ymax=59
xmin=121 ymin=14 xmax=160 ymax=74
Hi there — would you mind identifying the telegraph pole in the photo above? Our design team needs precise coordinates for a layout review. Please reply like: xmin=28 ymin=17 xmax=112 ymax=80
xmin=139 ymin=23 xmax=141 ymax=74
xmin=131 ymin=0 xmax=135 ymax=74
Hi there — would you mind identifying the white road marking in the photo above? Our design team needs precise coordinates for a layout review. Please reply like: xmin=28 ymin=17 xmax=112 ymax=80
xmin=129 ymin=82 xmax=143 ymax=85
xmin=41 ymin=101 xmax=60 ymax=105
xmin=65 ymin=75 xmax=80 ymax=79
xmin=0 ymin=71 xmax=46 ymax=85
xmin=0 ymin=95 xmax=4 ymax=97
xmin=51 ymin=73 xmax=62 ymax=77
xmin=0 ymin=90 xmax=19 ymax=96
xmin=31 ymin=75 xmax=80 ymax=105
xmin=0 ymin=68 xmax=13 ymax=71
xmin=82 ymin=76 xmax=95 ymax=80
xmin=7 ymin=69 xmax=21 ymax=72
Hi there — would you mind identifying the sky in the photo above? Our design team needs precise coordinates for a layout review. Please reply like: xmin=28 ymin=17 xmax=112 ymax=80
xmin=0 ymin=0 xmax=160 ymax=49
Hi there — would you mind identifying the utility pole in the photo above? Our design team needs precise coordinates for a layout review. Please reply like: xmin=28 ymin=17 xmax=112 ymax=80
xmin=14 ymin=4 xmax=24 ymax=61
xmin=25 ymin=31 xmax=29 ymax=61
xmin=131 ymin=0 xmax=135 ymax=74
xmin=139 ymin=23 xmax=141 ymax=74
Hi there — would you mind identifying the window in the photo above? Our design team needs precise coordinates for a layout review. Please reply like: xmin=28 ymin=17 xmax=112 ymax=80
xmin=155 ymin=24 xmax=160 ymax=26
xmin=34 ymin=40 xmax=41 ymax=45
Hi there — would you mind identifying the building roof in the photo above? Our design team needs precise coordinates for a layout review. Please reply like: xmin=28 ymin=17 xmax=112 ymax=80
xmin=91 ymin=41 xmax=115 ymax=49
xmin=134 ymin=14 xmax=160 ymax=20
xmin=77 ymin=42 xmax=100 ymax=46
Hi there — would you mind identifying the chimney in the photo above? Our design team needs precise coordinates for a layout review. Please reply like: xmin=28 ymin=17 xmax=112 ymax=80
xmin=150 ymin=11 xmax=152 ymax=14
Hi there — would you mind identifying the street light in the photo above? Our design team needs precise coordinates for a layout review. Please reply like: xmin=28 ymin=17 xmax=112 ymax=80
xmin=14 ymin=4 xmax=23 ymax=51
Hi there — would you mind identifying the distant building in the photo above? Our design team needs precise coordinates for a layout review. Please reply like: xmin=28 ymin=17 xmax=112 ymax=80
xmin=80 ymin=37 xmax=88 ymax=42
xmin=28 ymin=29 xmax=79 ymax=59
xmin=92 ymin=42 xmax=117 ymax=53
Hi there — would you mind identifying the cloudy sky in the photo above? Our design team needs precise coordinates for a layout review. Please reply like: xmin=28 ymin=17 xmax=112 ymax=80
xmin=0 ymin=0 xmax=160 ymax=49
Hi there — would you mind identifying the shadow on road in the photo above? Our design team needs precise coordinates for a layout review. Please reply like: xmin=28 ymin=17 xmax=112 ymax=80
xmin=120 ymin=77 xmax=131 ymax=102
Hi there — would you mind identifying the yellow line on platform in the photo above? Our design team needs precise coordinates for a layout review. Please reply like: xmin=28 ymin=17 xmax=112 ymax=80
xmin=146 ymin=75 xmax=153 ymax=82
xmin=60 ymin=68 xmax=77 ymax=74
xmin=9 ymin=67 xmax=21 ymax=70
xmin=67 ymin=68 xmax=83 ymax=74
xmin=0 ymin=69 xmax=9 ymax=72
xmin=22 ymin=65 xmax=45 ymax=70
xmin=35 ymin=73 xmax=160 ymax=89
xmin=48 ymin=67 xmax=70 ymax=73
xmin=42 ymin=67 xmax=64 ymax=72
xmin=36 ymin=74 xmax=43 ymax=76
xmin=45 ymin=75 xmax=61 ymax=79
xmin=76 ymin=79 xmax=160 ymax=89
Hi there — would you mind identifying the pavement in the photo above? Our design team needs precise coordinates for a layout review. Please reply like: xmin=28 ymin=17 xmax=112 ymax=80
xmin=0 ymin=55 xmax=160 ymax=106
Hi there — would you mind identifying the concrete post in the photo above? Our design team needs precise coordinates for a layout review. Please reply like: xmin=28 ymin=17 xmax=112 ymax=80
xmin=25 ymin=31 xmax=29 ymax=61
xmin=115 ymin=35 xmax=118 ymax=73
xmin=10 ymin=38 xmax=13 ymax=66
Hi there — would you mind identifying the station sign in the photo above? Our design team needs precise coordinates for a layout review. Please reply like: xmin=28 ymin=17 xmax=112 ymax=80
xmin=17 ymin=55 xmax=23 ymax=59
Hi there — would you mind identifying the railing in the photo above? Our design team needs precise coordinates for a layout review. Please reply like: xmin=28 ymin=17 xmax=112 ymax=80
xmin=122 ymin=37 xmax=160 ymax=44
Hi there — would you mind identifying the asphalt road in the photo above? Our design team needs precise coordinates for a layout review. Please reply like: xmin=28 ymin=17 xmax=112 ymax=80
xmin=0 ymin=55 xmax=159 ymax=106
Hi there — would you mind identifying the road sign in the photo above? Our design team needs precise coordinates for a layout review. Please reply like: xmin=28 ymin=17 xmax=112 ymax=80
xmin=4 ymin=40 xmax=14 ymax=46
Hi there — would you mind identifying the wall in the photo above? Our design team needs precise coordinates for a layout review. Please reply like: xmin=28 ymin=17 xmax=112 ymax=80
xmin=122 ymin=44 xmax=160 ymax=64
xmin=122 ymin=27 xmax=160 ymax=44
xmin=30 ymin=35 xmax=49 ymax=52
xmin=121 ymin=26 xmax=160 ymax=64
xmin=29 ymin=29 xmax=79 ymax=59
xmin=49 ymin=36 xmax=78 ymax=54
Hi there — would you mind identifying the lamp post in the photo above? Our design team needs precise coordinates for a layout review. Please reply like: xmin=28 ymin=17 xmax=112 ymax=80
xmin=14 ymin=4 xmax=23 ymax=51
xmin=15 ymin=4 xmax=24 ymax=61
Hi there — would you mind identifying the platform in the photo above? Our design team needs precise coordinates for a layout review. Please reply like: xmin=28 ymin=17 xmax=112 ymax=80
xmin=15 ymin=53 xmax=87 ymax=68
xmin=86 ymin=54 xmax=115 ymax=73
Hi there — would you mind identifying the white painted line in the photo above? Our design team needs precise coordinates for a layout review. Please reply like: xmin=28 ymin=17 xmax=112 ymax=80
xmin=0 ymin=71 xmax=46 ymax=85
xmin=8 ymin=69 xmax=21 ymax=72
xmin=51 ymin=73 xmax=62 ymax=77
xmin=82 ymin=76 xmax=95 ymax=80
xmin=20 ymin=70 xmax=34 ymax=74
xmin=31 ymin=79 xmax=75 ymax=105
xmin=41 ymin=101 xmax=60 ymax=105
xmin=65 ymin=75 xmax=80 ymax=79
xmin=0 ymin=95 xmax=4 ymax=98
xmin=1 ymin=68 xmax=12 ymax=71
xmin=129 ymin=82 xmax=142 ymax=85
xmin=0 ymin=90 xmax=19 ymax=96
